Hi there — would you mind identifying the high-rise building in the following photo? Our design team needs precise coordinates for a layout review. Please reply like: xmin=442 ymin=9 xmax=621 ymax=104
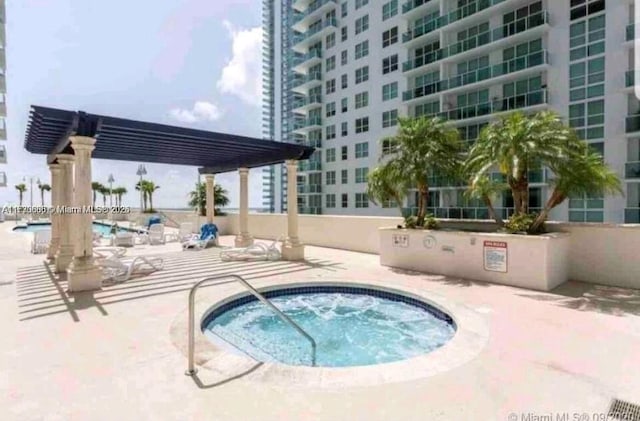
xmin=262 ymin=0 xmax=639 ymax=223
xmin=0 ymin=0 xmax=6 ymax=189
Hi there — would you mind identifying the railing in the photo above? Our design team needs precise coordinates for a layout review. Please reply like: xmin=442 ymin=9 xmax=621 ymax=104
xmin=292 ymin=94 xmax=322 ymax=109
xmin=434 ymin=89 xmax=548 ymax=121
xmin=627 ymin=23 xmax=635 ymax=42
xmin=155 ymin=210 xmax=181 ymax=228
xmin=294 ymin=17 xmax=337 ymax=46
xmin=298 ymin=161 xmax=322 ymax=172
xmin=405 ymin=206 xmax=544 ymax=220
xmin=292 ymin=71 xmax=322 ymax=89
xmin=403 ymin=10 xmax=548 ymax=72
xmin=185 ymin=274 xmax=317 ymax=376
xmin=625 ymin=161 xmax=640 ymax=179
xmin=404 ymin=51 xmax=548 ymax=101
xmin=293 ymin=0 xmax=337 ymax=25
xmin=626 ymin=114 xmax=640 ymax=133
xmin=297 ymin=184 xmax=322 ymax=194
xmin=299 ymin=206 xmax=322 ymax=214
xmin=292 ymin=49 xmax=322 ymax=67
xmin=402 ymin=0 xmax=434 ymax=14
xmin=625 ymin=208 xmax=640 ymax=224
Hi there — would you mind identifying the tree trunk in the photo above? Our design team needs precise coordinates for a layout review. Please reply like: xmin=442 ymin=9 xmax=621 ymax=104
xmin=530 ymin=189 xmax=565 ymax=233
xmin=93 ymin=191 xmax=96 ymax=207
xmin=482 ymin=195 xmax=504 ymax=227
xmin=149 ymin=194 xmax=154 ymax=212
xmin=417 ymin=185 xmax=429 ymax=226
xmin=102 ymin=196 xmax=106 ymax=207
xmin=41 ymin=191 xmax=44 ymax=206
xmin=19 ymin=193 xmax=23 ymax=207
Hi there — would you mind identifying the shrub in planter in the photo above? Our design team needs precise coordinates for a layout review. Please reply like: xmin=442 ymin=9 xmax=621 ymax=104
xmin=504 ymin=213 xmax=539 ymax=234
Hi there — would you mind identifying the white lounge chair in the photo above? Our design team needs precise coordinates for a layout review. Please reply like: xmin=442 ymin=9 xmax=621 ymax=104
xmin=31 ymin=230 xmax=51 ymax=254
xmin=93 ymin=247 xmax=127 ymax=259
xmin=182 ymin=223 xmax=219 ymax=250
xmin=148 ymin=223 xmax=165 ymax=245
xmin=219 ymin=237 xmax=282 ymax=261
xmin=112 ymin=231 xmax=136 ymax=247
xmin=98 ymin=255 xmax=164 ymax=283
xmin=166 ymin=222 xmax=194 ymax=243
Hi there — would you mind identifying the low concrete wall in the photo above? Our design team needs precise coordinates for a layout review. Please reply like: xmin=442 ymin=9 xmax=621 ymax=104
xmin=379 ymin=228 xmax=570 ymax=291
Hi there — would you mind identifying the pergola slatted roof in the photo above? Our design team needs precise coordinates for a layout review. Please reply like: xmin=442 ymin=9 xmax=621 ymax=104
xmin=24 ymin=106 xmax=315 ymax=173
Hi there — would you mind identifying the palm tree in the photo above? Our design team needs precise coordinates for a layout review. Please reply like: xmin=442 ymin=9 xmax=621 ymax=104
xmin=135 ymin=180 xmax=148 ymax=211
xmin=112 ymin=187 xmax=127 ymax=207
xmin=15 ymin=184 xmax=27 ymax=206
xmin=528 ymin=141 xmax=622 ymax=232
xmin=366 ymin=161 xmax=409 ymax=218
xmin=465 ymin=111 xmax=622 ymax=233
xmin=91 ymin=182 xmax=104 ymax=207
xmin=38 ymin=183 xmax=51 ymax=206
xmin=98 ymin=186 xmax=109 ymax=207
xmin=143 ymin=181 xmax=160 ymax=213
xmin=464 ymin=175 xmax=507 ymax=227
xmin=375 ymin=116 xmax=462 ymax=226
xmin=188 ymin=183 xmax=230 ymax=216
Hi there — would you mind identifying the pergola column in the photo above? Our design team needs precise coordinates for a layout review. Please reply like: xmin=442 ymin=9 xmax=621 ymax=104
xmin=55 ymin=155 xmax=75 ymax=273
xmin=67 ymin=136 xmax=102 ymax=292
xmin=234 ymin=167 xmax=253 ymax=247
xmin=204 ymin=174 xmax=215 ymax=224
xmin=47 ymin=163 xmax=62 ymax=261
xmin=282 ymin=160 xmax=304 ymax=260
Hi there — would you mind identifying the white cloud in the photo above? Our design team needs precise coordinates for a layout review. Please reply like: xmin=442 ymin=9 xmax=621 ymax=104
xmin=169 ymin=101 xmax=223 ymax=123
xmin=216 ymin=21 xmax=262 ymax=107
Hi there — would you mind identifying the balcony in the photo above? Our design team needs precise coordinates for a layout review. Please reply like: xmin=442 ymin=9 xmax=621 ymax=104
xmin=298 ymin=161 xmax=322 ymax=172
xmin=627 ymin=23 xmax=635 ymax=43
xmin=292 ymin=0 xmax=337 ymax=31
xmin=435 ymin=89 xmax=548 ymax=122
xmin=627 ymin=70 xmax=635 ymax=88
xmin=403 ymin=51 xmax=548 ymax=103
xmin=293 ymin=18 xmax=337 ymax=52
xmin=625 ymin=208 xmax=640 ymax=223
xmin=427 ymin=175 xmax=467 ymax=188
xmin=626 ymin=115 xmax=640 ymax=134
xmin=292 ymin=94 xmax=323 ymax=112
xmin=402 ymin=0 xmax=435 ymax=16
xmin=292 ymin=71 xmax=323 ymax=93
xmin=626 ymin=162 xmax=640 ymax=179
xmin=403 ymin=10 xmax=549 ymax=74
xmin=0 ymin=171 xmax=5 ymax=187
xmin=292 ymin=116 xmax=322 ymax=134
xmin=299 ymin=206 xmax=322 ymax=214
xmin=402 ymin=12 xmax=444 ymax=45
xmin=292 ymin=49 xmax=322 ymax=73
xmin=297 ymin=184 xmax=322 ymax=194
xmin=0 ymin=145 xmax=5 ymax=163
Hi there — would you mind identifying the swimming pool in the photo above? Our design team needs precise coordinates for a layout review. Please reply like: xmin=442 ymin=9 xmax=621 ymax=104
xmin=202 ymin=286 xmax=456 ymax=367
xmin=13 ymin=222 xmax=133 ymax=236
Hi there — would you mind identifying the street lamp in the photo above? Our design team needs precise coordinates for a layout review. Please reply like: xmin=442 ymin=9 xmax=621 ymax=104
xmin=23 ymin=176 xmax=40 ymax=221
xmin=136 ymin=164 xmax=147 ymax=213
xmin=108 ymin=174 xmax=115 ymax=223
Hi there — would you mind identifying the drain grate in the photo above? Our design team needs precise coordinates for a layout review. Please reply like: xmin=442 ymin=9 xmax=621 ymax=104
xmin=609 ymin=399 xmax=640 ymax=421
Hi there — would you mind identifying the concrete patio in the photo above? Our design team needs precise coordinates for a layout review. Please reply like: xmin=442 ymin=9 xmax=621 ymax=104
xmin=1 ymin=223 xmax=639 ymax=421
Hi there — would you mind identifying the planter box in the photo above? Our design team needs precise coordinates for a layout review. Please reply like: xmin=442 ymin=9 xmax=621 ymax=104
xmin=379 ymin=228 xmax=570 ymax=291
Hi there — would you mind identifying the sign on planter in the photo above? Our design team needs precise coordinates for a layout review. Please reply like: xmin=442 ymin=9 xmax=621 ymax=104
xmin=483 ymin=241 xmax=508 ymax=273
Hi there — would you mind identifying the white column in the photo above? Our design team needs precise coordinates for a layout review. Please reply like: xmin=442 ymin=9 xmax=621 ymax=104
xmin=67 ymin=136 xmax=102 ymax=292
xmin=205 ymin=174 xmax=215 ymax=224
xmin=282 ymin=160 xmax=305 ymax=260
xmin=234 ymin=167 xmax=253 ymax=247
xmin=47 ymin=163 xmax=62 ymax=261
xmin=55 ymin=154 xmax=75 ymax=273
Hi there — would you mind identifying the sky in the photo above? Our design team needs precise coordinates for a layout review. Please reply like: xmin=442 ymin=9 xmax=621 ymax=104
xmin=1 ymin=0 xmax=266 ymax=208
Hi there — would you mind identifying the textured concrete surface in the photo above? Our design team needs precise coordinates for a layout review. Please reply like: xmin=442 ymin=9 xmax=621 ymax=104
xmin=1 ymin=222 xmax=639 ymax=421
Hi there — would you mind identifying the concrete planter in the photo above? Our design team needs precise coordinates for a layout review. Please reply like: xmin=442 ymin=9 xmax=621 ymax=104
xmin=379 ymin=228 xmax=570 ymax=291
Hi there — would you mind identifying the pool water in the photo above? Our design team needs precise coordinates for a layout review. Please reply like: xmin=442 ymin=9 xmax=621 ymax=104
xmin=203 ymin=289 xmax=456 ymax=367
xmin=13 ymin=223 xmax=131 ymax=236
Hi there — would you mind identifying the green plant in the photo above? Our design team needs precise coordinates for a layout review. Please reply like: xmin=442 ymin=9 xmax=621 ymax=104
xmin=91 ymin=182 xmax=104 ymax=207
xmin=465 ymin=111 xmax=622 ymax=234
xmin=14 ymin=183 xmax=27 ymax=206
xmin=404 ymin=215 xmax=418 ymax=229
xmin=423 ymin=214 xmax=439 ymax=230
xmin=37 ymin=183 xmax=51 ymax=206
xmin=370 ymin=116 xmax=462 ymax=227
xmin=188 ymin=182 xmax=230 ymax=216
xmin=112 ymin=187 xmax=127 ymax=207
xmin=504 ymin=213 xmax=538 ymax=234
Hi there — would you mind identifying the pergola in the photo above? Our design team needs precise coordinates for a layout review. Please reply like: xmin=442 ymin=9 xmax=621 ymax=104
xmin=24 ymin=105 xmax=315 ymax=292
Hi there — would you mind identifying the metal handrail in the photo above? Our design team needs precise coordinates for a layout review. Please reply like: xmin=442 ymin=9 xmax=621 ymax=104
xmin=185 ymin=274 xmax=317 ymax=376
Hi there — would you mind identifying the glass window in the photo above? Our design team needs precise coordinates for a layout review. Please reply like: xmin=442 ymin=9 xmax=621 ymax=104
xmin=382 ymin=109 xmax=398 ymax=128
xmin=382 ymin=82 xmax=398 ymax=101
xmin=382 ymin=0 xmax=398 ymax=21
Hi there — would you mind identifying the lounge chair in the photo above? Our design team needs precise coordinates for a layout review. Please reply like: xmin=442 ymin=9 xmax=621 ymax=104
xmin=93 ymin=247 xmax=127 ymax=259
xmin=219 ymin=236 xmax=282 ymax=261
xmin=148 ymin=223 xmax=166 ymax=245
xmin=31 ymin=230 xmax=51 ymax=254
xmin=182 ymin=223 xmax=218 ymax=250
xmin=98 ymin=255 xmax=164 ymax=283
xmin=165 ymin=222 xmax=194 ymax=243
xmin=112 ymin=231 xmax=136 ymax=247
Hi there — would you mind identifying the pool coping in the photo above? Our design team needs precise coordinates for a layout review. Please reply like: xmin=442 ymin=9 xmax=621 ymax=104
xmin=169 ymin=277 xmax=489 ymax=389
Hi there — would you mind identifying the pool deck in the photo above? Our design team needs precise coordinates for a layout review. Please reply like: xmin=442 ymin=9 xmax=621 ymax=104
xmin=1 ymin=221 xmax=639 ymax=420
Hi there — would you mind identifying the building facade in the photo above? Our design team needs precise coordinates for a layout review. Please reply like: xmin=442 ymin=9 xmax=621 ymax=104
xmin=262 ymin=0 xmax=639 ymax=223
xmin=0 ymin=0 xmax=6 ymax=188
